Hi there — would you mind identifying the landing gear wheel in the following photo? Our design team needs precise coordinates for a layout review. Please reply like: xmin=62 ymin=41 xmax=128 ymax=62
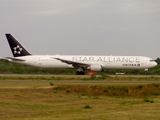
xmin=76 ymin=71 xmax=85 ymax=75
xmin=76 ymin=71 xmax=80 ymax=75
xmin=80 ymin=71 xmax=85 ymax=75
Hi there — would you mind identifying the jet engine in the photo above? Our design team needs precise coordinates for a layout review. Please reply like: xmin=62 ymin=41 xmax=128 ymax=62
xmin=90 ymin=64 xmax=103 ymax=71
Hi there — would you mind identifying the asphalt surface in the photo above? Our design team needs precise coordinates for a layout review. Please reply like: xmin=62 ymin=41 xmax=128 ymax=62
xmin=1 ymin=74 xmax=160 ymax=77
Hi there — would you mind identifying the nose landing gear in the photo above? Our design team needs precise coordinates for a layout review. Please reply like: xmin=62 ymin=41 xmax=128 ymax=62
xmin=144 ymin=69 xmax=148 ymax=75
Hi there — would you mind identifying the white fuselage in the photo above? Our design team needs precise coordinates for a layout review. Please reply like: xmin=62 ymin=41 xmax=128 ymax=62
xmin=8 ymin=55 xmax=157 ymax=70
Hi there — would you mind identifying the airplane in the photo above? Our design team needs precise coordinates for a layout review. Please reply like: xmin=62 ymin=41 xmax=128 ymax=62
xmin=5 ymin=34 xmax=157 ymax=75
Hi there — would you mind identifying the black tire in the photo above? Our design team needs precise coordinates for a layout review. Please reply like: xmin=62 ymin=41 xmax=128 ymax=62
xmin=76 ymin=71 xmax=80 ymax=75
xmin=76 ymin=71 xmax=85 ymax=75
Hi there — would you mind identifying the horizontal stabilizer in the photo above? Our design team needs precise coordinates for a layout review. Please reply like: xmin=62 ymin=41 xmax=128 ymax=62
xmin=5 ymin=57 xmax=25 ymax=61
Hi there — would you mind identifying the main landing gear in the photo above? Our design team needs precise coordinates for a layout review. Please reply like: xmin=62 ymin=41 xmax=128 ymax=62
xmin=76 ymin=67 xmax=85 ymax=75
xmin=76 ymin=71 xmax=85 ymax=75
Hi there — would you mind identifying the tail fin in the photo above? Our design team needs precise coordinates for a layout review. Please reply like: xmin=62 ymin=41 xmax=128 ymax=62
xmin=5 ymin=34 xmax=31 ymax=57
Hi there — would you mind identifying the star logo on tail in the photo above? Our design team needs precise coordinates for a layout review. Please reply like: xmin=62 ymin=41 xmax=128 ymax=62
xmin=13 ymin=45 xmax=23 ymax=54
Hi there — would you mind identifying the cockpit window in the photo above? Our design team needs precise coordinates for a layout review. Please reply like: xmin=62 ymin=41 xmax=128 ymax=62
xmin=150 ymin=60 xmax=155 ymax=62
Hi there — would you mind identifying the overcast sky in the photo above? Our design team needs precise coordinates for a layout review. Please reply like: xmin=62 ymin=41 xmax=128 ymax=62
xmin=0 ymin=0 xmax=160 ymax=59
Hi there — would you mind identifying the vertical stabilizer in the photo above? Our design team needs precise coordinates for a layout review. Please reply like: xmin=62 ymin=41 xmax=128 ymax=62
xmin=5 ymin=34 xmax=31 ymax=57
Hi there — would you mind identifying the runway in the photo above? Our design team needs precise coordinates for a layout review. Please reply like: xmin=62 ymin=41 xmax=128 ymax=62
xmin=0 ymin=79 xmax=160 ymax=89
xmin=1 ymin=74 xmax=160 ymax=77
xmin=0 ymin=74 xmax=160 ymax=88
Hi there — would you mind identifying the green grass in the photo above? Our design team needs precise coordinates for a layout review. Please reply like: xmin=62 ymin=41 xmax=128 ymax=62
xmin=0 ymin=88 xmax=160 ymax=120
xmin=53 ymin=84 xmax=160 ymax=97
xmin=0 ymin=81 xmax=160 ymax=120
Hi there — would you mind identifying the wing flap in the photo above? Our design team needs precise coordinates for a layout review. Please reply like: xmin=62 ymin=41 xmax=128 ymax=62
xmin=52 ymin=57 xmax=90 ymax=68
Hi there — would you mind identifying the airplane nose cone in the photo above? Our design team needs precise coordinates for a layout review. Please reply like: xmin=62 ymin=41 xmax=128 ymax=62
xmin=153 ymin=62 xmax=157 ymax=67
xmin=155 ymin=62 xmax=157 ymax=66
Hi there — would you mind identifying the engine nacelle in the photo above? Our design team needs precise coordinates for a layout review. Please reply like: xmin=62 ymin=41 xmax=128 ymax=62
xmin=90 ymin=64 xmax=103 ymax=71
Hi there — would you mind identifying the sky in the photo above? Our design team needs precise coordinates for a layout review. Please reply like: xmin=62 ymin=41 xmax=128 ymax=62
xmin=0 ymin=0 xmax=160 ymax=59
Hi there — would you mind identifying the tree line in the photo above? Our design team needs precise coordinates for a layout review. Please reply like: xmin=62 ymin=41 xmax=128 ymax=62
xmin=0 ymin=58 xmax=160 ymax=75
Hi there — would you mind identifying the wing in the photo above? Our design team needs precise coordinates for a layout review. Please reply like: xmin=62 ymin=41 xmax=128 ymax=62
xmin=52 ymin=57 xmax=90 ymax=69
